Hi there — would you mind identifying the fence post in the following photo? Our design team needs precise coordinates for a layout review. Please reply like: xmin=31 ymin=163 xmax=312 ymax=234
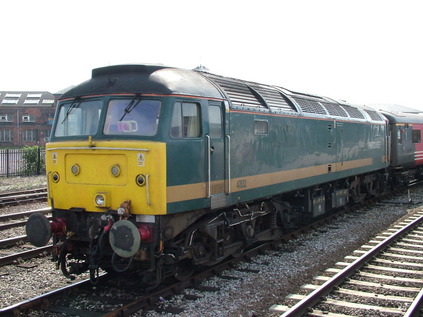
xmin=6 ymin=149 xmax=9 ymax=178
xmin=37 ymin=146 xmax=41 ymax=175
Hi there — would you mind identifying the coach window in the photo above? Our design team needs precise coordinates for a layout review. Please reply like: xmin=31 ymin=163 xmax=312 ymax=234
xmin=412 ymin=130 xmax=421 ymax=143
xmin=170 ymin=102 xmax=201 ymax=138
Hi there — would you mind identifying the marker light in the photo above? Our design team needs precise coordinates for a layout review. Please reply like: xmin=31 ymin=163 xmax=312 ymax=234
xmin=135 ymin=174 xmax=146 ymax=187
xmin=111 ymin=164 xmax=121 ymax=177
xmin=52 ymin=172 xmax=60 ymax=183
xmin=71 ymin=164 xmax=80 ymax=175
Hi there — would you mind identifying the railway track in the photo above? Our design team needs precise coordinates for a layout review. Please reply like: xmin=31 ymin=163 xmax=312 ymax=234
xmin=271 ymin=210 xmax=423 ymax=316
xmin=0 ymin=188 xmax=47 ymax=207
xmin=0 ymin=207 xmax=50 ymax=227
xmin=0 ymin=208 xmax=51 ymax=266
xmin=0 ymin=186 xmax=420 ymax=315
xmin=0 ymin=209 xmax=353 ymax=316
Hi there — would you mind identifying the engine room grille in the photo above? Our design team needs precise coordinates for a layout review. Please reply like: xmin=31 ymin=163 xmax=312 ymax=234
xmin=248 ymin=83 xmax=296 ymax=112
xmin=293 ymin=97 xmax=327 ymax=115
xmin=320 ymin=102 xmax=348 ymax=117
xmin=201 ymin=73 xmax=297 ymax=112
xmin=341 ymin=104 xmax=365 ymax=119
xmin=210 ymin=76 xmax=263 ymax=109
xmin=364 ymin=110 xmax=383 ymax=121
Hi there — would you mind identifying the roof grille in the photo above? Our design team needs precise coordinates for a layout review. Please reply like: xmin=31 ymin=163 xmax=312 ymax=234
xmin=341 ymin=105 xmax=365 ymax=119
xmin=321 ymin=102 xmax=348 ymax=117
xmin=248 ymin=84 xmax=296 ymax=112
xmin=365 ymin=110 xmax=383 ymax=121
xmin=209 ymin=76 xmax=264 ymax=109
xmin=201 ymin=73 xmax=297 ymax=112
xmin=293 ymin=97 xmax=327 ymax=115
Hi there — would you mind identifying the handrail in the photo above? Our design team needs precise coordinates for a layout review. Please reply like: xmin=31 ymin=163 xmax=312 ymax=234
xmin=206 ymin=135 xmax=211 ymax=198
xmin=226 ymin=134 xmax=231 ymax=194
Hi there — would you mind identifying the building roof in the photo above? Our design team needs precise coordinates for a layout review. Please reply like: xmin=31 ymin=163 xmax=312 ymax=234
xmin=0 ymin=91 xmax=57 ymax=107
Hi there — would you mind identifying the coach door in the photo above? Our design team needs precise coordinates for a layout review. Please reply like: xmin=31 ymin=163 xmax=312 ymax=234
xmin=206 ymin=101 xmax=229 ymax=209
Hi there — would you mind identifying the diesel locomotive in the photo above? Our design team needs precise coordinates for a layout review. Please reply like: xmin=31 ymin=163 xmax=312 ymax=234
xmin=26 ymin=64 xmax=423 ymax=285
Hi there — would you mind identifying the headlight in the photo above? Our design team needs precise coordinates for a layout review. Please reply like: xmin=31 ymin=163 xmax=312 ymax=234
xmin=95 ymin=194 xmax=105 ymax=206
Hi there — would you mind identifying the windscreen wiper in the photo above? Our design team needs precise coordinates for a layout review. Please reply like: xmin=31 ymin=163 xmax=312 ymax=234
xmin=61 ymin=98 xmax=81 ymax=124
xmin=119 ymin=94 xmax=142 ymax=121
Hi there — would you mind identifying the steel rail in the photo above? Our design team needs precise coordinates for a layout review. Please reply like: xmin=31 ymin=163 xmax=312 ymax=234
xmin=404 ymin=286 xmax=423 ymax=317
xmin=0 ymin=188 xmax=48 ymax=207
xmin=0 ymin=216 xmax=52 ymax=231
xmin=280 ymin=213 xmax=423 ymax=317
xmin=0 ymin=188 xmax=46 ymax=199
xmin=0 ymin=277 xmax=96 ymax=316
xmin=0 ymin=235 xmax=27 ymax=248
xmin=0 ymin=245 xmax=52 ymax=267
xmin=0 ymin=207 xmax=50 ymax=222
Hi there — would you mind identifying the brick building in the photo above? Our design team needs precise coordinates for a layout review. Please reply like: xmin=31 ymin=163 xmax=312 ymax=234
xmin=0 ymin=91 xmax=58 ymax=147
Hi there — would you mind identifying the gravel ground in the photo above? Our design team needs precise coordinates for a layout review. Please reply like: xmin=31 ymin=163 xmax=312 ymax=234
xmin=0 ymin=180 xmax=421 ymax=316
xmin=0 ymin=175 xmax=47 ymax=193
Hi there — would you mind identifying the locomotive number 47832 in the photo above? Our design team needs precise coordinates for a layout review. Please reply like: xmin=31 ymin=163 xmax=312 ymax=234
xmin=236 ymin=179 xmax=247 ymax=188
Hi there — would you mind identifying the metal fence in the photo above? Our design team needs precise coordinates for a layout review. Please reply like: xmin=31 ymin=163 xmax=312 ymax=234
xmin=0 ymin=147 xmax=46 ymax=177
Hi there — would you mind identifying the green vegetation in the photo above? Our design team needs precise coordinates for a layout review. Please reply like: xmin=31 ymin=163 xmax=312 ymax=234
xmin=22 ymin=146 xmax=45 ymax=175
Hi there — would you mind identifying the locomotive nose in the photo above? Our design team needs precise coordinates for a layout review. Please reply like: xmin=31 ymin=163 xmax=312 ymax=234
xmin=26 ymin=213 xmax=67 ymax=247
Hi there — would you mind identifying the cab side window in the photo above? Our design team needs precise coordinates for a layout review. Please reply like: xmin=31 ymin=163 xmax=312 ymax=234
xmin=171 ymin=102 xmax=201 ymax=138
xmin=208 ymin=105 xmax=222 ymax=139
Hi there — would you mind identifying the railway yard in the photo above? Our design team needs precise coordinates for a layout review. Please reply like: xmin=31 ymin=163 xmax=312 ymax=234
xmin=0 ymin=176 xmax=421 ymax=316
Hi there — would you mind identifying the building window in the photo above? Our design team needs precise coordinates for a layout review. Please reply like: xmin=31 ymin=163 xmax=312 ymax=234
xmin=22 ymin=115 xmax=34 ymax=122
xmin=27 ymin=93 xmax=42 ymax=98
xmin=2 ymin=99 xmax=18 ymax=104
xmin=42 ymin=99 xmax=55 ymax=104
xmin=0 ymin=114 xmax=12 ymax=122
xmin=24 ymin=99 xmax=40 ymax=105
xmin=0 ymin=130 xmax=13 ymax=142
xmin=412 ymin=130 xmax=421 ymax=143
xmin=5 ymin=93 xmax=21 ymax=98
xmin=170 ymin=102 xmax=201 ymax=138
xmin=44 ymin=129 xmax=51 ymax=142
xmin=23 ymin=130 xmax=37 ymax=142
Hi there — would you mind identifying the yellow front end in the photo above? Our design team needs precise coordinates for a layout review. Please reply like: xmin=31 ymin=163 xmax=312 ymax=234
xmin=46 ymin=140 xmax=167 ymax=215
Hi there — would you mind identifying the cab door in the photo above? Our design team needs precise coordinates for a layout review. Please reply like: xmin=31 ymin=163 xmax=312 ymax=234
xmin=207 ymin=101 xmax=229 ymax=209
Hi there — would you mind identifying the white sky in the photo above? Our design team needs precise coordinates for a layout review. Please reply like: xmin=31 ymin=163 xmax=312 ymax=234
xmin=1 ymin=0 xmax=422 ymax=110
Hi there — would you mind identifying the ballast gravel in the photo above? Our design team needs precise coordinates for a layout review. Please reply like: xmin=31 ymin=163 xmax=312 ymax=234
xmin=0 ymin=181 xmax=422 ymax=316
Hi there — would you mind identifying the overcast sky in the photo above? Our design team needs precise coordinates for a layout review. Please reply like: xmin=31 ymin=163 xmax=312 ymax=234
xmin=1 ymin=0 xmax=422 ymax=110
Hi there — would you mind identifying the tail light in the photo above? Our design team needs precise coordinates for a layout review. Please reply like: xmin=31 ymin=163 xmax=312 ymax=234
xmin=51 ymin=218 xmax=67 ymax=235
xmin=138 ymin=224 xmax=153 ymax=243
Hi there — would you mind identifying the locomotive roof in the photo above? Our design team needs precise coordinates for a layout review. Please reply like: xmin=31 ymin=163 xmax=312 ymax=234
xmin=60 ymin=64 xmax=385 ymax=122
xmin=60 ymin=65 xmax=224 ymax=100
